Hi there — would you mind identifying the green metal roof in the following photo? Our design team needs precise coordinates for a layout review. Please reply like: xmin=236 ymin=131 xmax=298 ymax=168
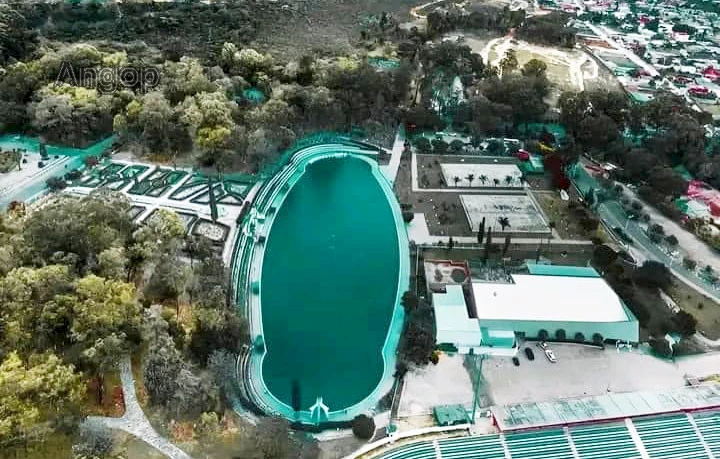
xmin=526 ymin=264 xmax=600 ymax=278
xmin=376 ymin=409 xmax=720 ymax=459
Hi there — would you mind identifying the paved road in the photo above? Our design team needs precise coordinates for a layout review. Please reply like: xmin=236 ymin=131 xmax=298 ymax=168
xmin=596 ymin=200 xmax=720 ymax=301
xmin=617 ymin=183 xmax=720 ymax=273
xmin=571 ymin=165 xmax=719 ymax=300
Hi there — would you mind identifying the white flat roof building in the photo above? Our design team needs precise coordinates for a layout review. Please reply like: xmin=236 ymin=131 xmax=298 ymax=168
xmin=472 ymin=274 xmax=629 ymax=323
xmin=433 ymin=265 xmax=639 ymax=346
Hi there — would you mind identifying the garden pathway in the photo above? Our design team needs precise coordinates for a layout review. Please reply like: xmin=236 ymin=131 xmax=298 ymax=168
xmin=88 ymin=355 xmax=192 ymax=459
xmin=382 ymin=126 xmax=405 ymax=185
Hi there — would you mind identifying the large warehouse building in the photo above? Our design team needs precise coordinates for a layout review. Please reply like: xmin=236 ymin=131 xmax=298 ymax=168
xmin=429 ymin=262 xmax=639 ymax=353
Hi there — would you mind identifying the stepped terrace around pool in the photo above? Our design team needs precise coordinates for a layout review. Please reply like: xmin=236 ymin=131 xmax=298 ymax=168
xmin=231 ymin=138 xmax=409 ymax=424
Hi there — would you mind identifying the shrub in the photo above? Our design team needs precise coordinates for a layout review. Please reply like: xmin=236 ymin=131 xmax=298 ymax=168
xmin=352 ymin=415 xmax=376 ymax=440
xmin=574 ymin=332 xmax=585 ymax=342
xmin=430 ymin=350 xmax=440 ymax=364
xmin=683 ymin=257 xmax=697 ymax=271
xmin=414 ymin=137 xmax=432 ymax=154
xmin=593 ymin=244 xmax=618 ymax=270
xmin=592 ymin=333 xmax=604 ymax=344
xmin=555 ymin=329 xmax=566 ymax=341
xmin=431 ymin=139 xmax=448 ymax=155
xmin=449 ymin=139 xmax=465 ymax=153
xmin=633 ymin=261 xmax=671 ymax=289
xmin=402 ymin=211 xmax=415 ymax=223
xmin=538 ymin=329 xmax=549 ymax=340
xmin=672 ymin=310 xmax=697 ymax=337
xmin=65 ymin=169 xmax=83 ymax=181
xmin=46 ymin=177 xmax=67 ymax=191
xmin=650 ymin=337 xmax=672 ymax=358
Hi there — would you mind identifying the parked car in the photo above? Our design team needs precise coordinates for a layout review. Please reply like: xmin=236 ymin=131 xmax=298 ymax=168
xmin=536 ymin=341 xmax=548 ymax=349
xmin=512 ymin=356 xmax=520 ymax=366
xmin=524 ymin=348 xmax=535 ymax=361
xmin=545 ymin=349 xmax=557 ymax=363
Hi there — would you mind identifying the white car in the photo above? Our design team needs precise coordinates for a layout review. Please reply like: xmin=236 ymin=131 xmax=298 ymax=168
xmin=545 ymin=349 xmax=557 ymax=363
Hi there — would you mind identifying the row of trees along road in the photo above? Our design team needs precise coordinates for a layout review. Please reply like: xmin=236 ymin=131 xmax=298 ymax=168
xmin=560 ymin=90 xmax=716 ymax=218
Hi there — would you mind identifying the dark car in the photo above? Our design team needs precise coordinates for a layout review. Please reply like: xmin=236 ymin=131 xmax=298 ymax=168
xmin=512 ymin=356 xmax=520 ymax=366
xmin=613 ymin=226 xmax=633 ymax=245
xmin=524 ymin=348 xmax=535 ymax=360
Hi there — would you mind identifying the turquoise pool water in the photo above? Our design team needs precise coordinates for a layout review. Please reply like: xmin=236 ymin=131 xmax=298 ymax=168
xmin=260 ymin=155 xmax=401 ymax=412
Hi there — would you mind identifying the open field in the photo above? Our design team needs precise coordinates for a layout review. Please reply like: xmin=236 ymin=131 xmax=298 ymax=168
xmin=667 ymin=281 xmax=720 ymax=340
xmin=251 ymin=0 xmax=418 ymax=58
xmin=531 ymin=190 xmax=596 ymax=240
xmin=480 ymin=38 xmax=598 ymax=104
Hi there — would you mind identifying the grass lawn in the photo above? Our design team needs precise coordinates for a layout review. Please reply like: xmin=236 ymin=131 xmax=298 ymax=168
xmin=667 ymin=281 xmax=720 ymax=340
xmin=0 ymin=432 xmax=73 ymax=459
xmin=532 ymin=190 xmax=597 ymax=240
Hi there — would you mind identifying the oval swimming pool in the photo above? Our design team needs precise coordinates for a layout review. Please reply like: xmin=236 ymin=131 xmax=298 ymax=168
xmin=259 ymin=155 xmax=401 ymax=413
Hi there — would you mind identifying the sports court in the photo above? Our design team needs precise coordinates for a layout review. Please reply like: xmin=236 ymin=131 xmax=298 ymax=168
xmin=459 ymin=194 xmax=549 ymax=233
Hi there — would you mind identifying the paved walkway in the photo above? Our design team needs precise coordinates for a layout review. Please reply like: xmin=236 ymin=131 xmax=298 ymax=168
xmin=381 ymin=127 xmax=405 ymax=185
xmin=89 ymin=356 xmax=192 ymax=459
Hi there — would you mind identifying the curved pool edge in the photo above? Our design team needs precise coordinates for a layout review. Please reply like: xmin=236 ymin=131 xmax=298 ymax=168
xmin=231 ymin=143 xmax=409 ymax=425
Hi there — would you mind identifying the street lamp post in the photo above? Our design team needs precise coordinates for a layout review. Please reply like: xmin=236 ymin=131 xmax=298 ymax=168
xmin=470 ymin=353 xmax=485 ymax=423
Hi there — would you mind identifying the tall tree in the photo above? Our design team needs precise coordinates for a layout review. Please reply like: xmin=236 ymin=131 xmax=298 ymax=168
xmin=0 ymin=352 xmax=84 ymax=447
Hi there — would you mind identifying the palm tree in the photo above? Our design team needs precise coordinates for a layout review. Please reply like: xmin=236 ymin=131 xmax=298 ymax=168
xmin=466 ymin=173 xmax=475 ymax=187
xmin=493 ymin=178 xmax=500 ymax=187
xmin=504 ymin=175 xmax=514 ymax=187
xmin=479 ymin=175 xmax=488 ymax=186
xmin=498 ymin=216 xmax=511 ymax=231
xmin=453 ymin=176 xmax=460 ymax=187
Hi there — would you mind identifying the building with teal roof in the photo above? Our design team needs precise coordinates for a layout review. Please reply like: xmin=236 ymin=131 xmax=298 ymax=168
xmin=432 ymin=265 xmax=639 ymax=349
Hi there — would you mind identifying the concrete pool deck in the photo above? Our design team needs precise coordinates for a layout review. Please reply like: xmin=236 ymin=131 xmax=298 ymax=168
xmin=232 ymin=142 xmax=410 ymax=424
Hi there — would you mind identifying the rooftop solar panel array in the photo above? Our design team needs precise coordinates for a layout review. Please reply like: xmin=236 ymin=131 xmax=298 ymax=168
xmin=633 ymin=415 xmax=709 ymax=459
xmin=569 ymin=422 xmax=642 ymax=459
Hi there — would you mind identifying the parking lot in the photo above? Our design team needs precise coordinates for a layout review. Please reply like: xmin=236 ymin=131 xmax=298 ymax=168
xmin=483 ymin=343 xmax=691 ymax=406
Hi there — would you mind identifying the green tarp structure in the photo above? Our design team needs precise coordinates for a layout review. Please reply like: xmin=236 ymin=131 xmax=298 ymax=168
xmin=433 ymin=404 xmax=471 ymax=426
xmin=242 ymin=87 xmax=266 ymax=105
